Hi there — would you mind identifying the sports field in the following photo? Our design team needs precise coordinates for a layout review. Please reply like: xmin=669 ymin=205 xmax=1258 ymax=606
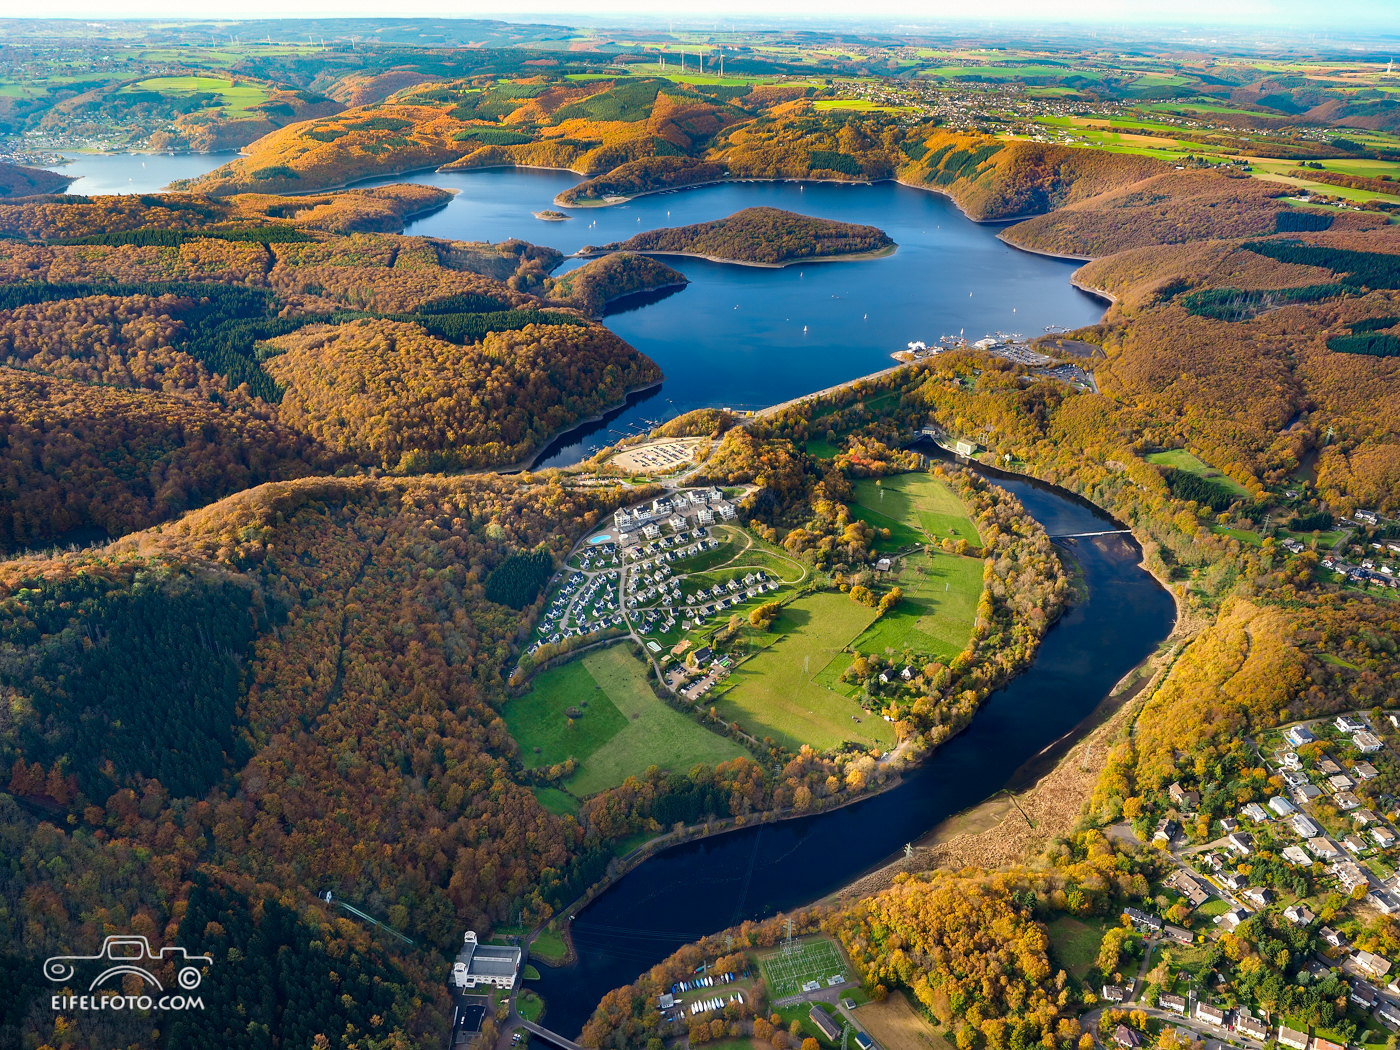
xmin=849 ymin=552 xmax=982 ymax=662
xmin=507 ymin=646 xmax=744 ymax=796
xmin=850 ymin=473 xmax=981 ymax=550
xmin=760 ymin=938 xmax=848 ymax=999
xmin=709 ymin=591 xmax=894 ymax=751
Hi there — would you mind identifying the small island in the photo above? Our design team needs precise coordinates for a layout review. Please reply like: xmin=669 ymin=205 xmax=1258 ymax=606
xmin=534 ymin=209 xmax=571 ymax=221
xmin=580 ymin=207 xmax=895 ymax=266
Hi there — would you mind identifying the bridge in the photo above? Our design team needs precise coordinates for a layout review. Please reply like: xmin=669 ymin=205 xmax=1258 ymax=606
xmin=1049 ymin=529 xmax=1132 ymax=540
xmin=518 ymin=1018 xmax=585 ymax=1050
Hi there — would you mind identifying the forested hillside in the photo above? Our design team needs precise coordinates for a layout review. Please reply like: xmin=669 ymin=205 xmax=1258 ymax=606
xmin=0 ymin=472 xmax=623 ymax=1044
xmin=0 ymin=160 xmax=74 ymax=198
xmin=0 ymin=191 xmax=662 ymax=550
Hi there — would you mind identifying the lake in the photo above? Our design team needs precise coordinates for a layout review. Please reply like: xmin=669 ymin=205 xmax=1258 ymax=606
xmin=42 ymin=155 xmax=1105 ymax=469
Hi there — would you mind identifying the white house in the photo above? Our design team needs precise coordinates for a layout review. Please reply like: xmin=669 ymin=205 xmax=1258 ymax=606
xmin=1355 ymin=732 xmax=1384 ymax=754
xmin=1268 ymin=796 xmax=1296 ymax=817
xmin=1285 ymin=725 xmax=1317 ymax=747
xmin=1292 ymin=814 xmax=1321 ymax=838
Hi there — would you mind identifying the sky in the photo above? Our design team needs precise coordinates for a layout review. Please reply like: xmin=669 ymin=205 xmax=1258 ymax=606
xmin=32 ymin=1 xmax=1400 ymax=31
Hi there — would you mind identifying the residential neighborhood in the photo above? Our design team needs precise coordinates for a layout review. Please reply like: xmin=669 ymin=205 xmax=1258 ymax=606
xmin=1090 ymin=709 xmax=1400 ymax=1050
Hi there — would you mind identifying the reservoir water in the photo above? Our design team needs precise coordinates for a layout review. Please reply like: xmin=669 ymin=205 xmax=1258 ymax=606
xmin=43 ymin=156 xmax=1106 ymax=469
xmin=34 ymin=156 xmax=1167 ymax=1036
xmin=386 ymin=171 xmax=1107 ymax=467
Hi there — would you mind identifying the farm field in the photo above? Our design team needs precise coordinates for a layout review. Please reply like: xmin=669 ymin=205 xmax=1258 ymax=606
xmin=849 ymin=552 xmax=982 ymax=663
xmin=850 ymin=473 xmax=981 ymax=550
xmin=507 ymin=646 xmax=744 ymax=796
xmin=813 ymin=99 xmax=912 ymax=113
xmin=1045 ymin=916 xmax=1106 ymax=978
xmin=759 ymin=937 xmax=849 ymax=999
xmin=1145 ymin=449 xmax=1250 ymax=496
xmin=709 ymin=591 xmax=894 ymax=751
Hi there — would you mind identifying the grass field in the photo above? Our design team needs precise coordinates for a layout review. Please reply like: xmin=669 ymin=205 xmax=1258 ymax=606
xmin=507 ymin=659 xmax=627 ymax=770
xmin=531 ymin=786 xmax=580 ymax=816
xmin=1046 ymin=916 xmax=1105 ymax=978
xmin=813 ymin=99 xmax=913 ymax=113
xmin=710 ymin=592 xmax=894 ymax=751
xmin=566 ymin=646 xmax=746 ymax=795
xmin=508 ymin=646 xmax=744 ymax=796
xmin=1211 ymin=526 xmax=1262 ymax=546
xmin=125 ymin=76 xmax=271 ymax=114
xmin=518 ymin=989 xmax=545 ymax=1022
xmin=530 ymin=926 xmax=568 ymax=965
xmin=849 ymin=552 xmax=982 ymax=663
xmin=1146 ymin=450 xmax=1250 ymax=496
xmin=760 ymin=938 xmax=848 ymax=999
xmin=851 ymin=474 xmax=981 ymax=550
xmin=805 ymin=437 xmax=843 ymax=459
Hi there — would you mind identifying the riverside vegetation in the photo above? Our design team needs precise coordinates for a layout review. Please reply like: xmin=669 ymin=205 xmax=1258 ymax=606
xmin=3 ymin=24 xmax=1400 ymax=1050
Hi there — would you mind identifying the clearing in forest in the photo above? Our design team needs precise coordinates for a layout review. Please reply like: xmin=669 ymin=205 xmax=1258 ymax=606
xmin=1145 ymin=449 xmax=1249 ymax=496
xmin=1045 ymin=916 xmax=1106 ymax=978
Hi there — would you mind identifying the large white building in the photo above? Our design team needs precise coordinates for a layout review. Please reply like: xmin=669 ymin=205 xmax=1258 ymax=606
xmin=451 ymin=931 xmax=522 ymax=990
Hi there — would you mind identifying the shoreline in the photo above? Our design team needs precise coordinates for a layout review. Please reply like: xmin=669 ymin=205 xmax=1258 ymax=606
xmin=586 ymin=278 xmax=690 ymax=318
xmin=516 ymin=378 xmax=664 ymax=472
xmin=572 ymin=243 xmax=897 ymax=269
xmin=553 ymin=174 xmax=875 ymax=210
xmin=996 ymin=233 xmax=1096 ymax=262
xmin=173 ymin=162 xmax=1055 ymax=240
xmin=441 ymin=161 xmax=590 ymax=177
xmin=1070 ymin=276 xmax=1117 ymax=304
xmin=182 ymin=158 xmax=463 ymax=197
